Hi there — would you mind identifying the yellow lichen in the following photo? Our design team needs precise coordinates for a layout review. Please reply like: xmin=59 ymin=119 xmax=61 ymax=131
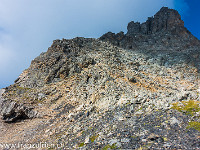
xmin=102 ymin=143 xmax=117 ymax=150
xmin=171 ymin=100 xmax=200 ymax=116
xmin=187 ymin=121 xmax=200 ymax=132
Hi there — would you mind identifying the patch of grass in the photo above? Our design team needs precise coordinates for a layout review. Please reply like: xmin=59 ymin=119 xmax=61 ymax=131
xmin=102 ymin=143 xmax=117 ymax=150
xmin=90 ymin=134 xmax=99 ymax=143
xmin=137 ymin=147 xmax=144 ymax=150
xmin=16 ymin=86 xmax=31 ymax=91
xmin=171 ymin=100 xmax=200 ymax=116
xmin=78 ymin=142 xmax=85 ymax=147
xmin=187 ymin=121 xmax=200 ymax=132
xmin=131 ymin=135 xmax=139 ymax=139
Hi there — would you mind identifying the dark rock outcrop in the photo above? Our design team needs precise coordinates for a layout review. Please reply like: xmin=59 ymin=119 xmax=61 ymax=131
xmin=0 ymin=99 xmax=36 ymax=122
xmin=100 ymin=7 xmax=200 ymax=71
xmin=127 ymin=7 xmax=184 ymax=35
xmin=101 ymin=7 xmax=200 ymax=48
xmin=15 ymin=38 xmax=96 ymax=88
xmin=0 ymin=87 xmax=36 ymax=122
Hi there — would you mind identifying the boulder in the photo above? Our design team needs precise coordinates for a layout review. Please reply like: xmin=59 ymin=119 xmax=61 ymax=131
xmin=0 ymin=99 xmax=36 ymax=123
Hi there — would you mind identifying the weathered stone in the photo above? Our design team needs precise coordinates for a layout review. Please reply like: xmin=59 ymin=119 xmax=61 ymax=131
xmin=0 ymin=89 xmax=5 ymax=98
xmin=38 ymin=93 xmax=46 ymax=100
xmin=121 ymin=138 xmax=130 ymax=143
xmin=0 ymin=99 xmax=36 ymax=122
xmin=169 ymin=117 xmax=180 ymax=125
xmin=84 ymin=135 xmax=91 ymax=144
xmin=127 ymin=7 xmax=184 ymax=35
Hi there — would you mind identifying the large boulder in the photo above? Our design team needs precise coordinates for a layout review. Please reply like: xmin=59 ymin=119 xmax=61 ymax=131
xmin=0 ymin=99 xmax=36 ymax=123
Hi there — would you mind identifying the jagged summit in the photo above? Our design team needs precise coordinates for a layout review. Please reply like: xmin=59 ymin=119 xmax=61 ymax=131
xmin=100 ymin=7 xmax=200 ymax=71
xmin=127 ymin=7 xmax=184 ymax=35
xmin=100 ymin=7 xmax=200 ymax=50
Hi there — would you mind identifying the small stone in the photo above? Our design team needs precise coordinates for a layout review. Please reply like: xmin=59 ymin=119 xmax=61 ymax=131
xmin=0 ymin=89 xmax=5 ymax=98
xmin=135 ymin=110 xmax=143 ymax=115
xmin=142 ymin=139 xmax=147 ymax=142
xmin=45 ymin=129 xmax=50 ymax=133
xmin=169 ymin=117 xmax=180 ymax=125
xmin=85 ymin=135 xmax=91 ymax=144
xmin=121 ymin=138 xmax=130 ymax=143
xmin=109 ymin=139 xmax=122 ymax=147
xmin=86 ymin=111 xmax=90 ymax=117
xmin=61 ymin=135 xmax=67 ymax=138
xmin=38 ymin=93 xmax=46 ymax=100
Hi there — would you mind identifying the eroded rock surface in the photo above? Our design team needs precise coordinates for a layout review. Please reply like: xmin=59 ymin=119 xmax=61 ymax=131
xmin=0 ymin=99 xmax=36 ymax=123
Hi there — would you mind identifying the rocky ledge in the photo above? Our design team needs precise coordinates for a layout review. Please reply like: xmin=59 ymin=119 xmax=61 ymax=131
xmin=0 ymin=89 xmax=37 ymax=123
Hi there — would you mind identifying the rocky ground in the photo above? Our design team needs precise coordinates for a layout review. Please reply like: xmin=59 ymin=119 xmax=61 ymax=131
xmin=0 ymin=7 xmax=200 ymax=150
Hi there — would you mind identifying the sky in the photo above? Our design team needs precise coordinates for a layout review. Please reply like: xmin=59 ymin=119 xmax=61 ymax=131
xmin=0 ymin=0 xmax=199 ymax=89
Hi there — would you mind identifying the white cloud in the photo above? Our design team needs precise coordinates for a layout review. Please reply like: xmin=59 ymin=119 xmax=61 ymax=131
xmin=0 ymin=31 xmax=15 ymax=68
xmin=0 ymin=47 xmax=15 ymax=69
xmin=0 ymin=0 xmax=174 ymax=88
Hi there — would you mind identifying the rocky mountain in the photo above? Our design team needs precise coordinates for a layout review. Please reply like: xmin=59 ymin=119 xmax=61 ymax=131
xmin=0 ymin=7 xmax=200 ymax=149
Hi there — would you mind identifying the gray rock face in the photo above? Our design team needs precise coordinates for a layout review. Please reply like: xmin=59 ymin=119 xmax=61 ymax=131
xmin=0 ymin=89 xmax=5 ymax=101
xmin=14 ymin=38 xmax=96 ymax=88
xmin=0 ymin=89 xmax=5 ymax=97
xmin=127 ymin=7 xmax=184 ymax=35
xmin=0 ymin=88 xmax=5 ymax=111
xmin=100 ymin=7 xmax=200 ymax=71
xmin=0 ymin=88 xmax=36 ymax=122
xmin=0 ymin=99 xmax=36 ymax=122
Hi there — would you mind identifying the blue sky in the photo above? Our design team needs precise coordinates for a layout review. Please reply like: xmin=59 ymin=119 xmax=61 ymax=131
xmin=0 ymin=0 xmax=199 ymax=89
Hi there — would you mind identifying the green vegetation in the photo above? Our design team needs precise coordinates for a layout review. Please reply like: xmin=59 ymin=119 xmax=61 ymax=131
xmin=16 ymin=86 xmax=31 ymax=91
xmin=187 ymin=121 xmax=200 ymax=132
xmin=90 ymin=134 xmax=99 ymax=143
xmin=172 ymin=100 xmax=200 ymax=132
xmin=171 ymin=100 xmax=200 ymax=116
xmin=78 ymin=142 xmax=85 ymax=147
xmin=102 ymin=143 xmax=117 ymax=150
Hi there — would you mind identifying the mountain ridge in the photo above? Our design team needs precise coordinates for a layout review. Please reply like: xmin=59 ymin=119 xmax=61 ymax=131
xmin=0 ymin=7 xmax=200 ymax=149
xmin=101 ymin=7 xmax=200 ymax=52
